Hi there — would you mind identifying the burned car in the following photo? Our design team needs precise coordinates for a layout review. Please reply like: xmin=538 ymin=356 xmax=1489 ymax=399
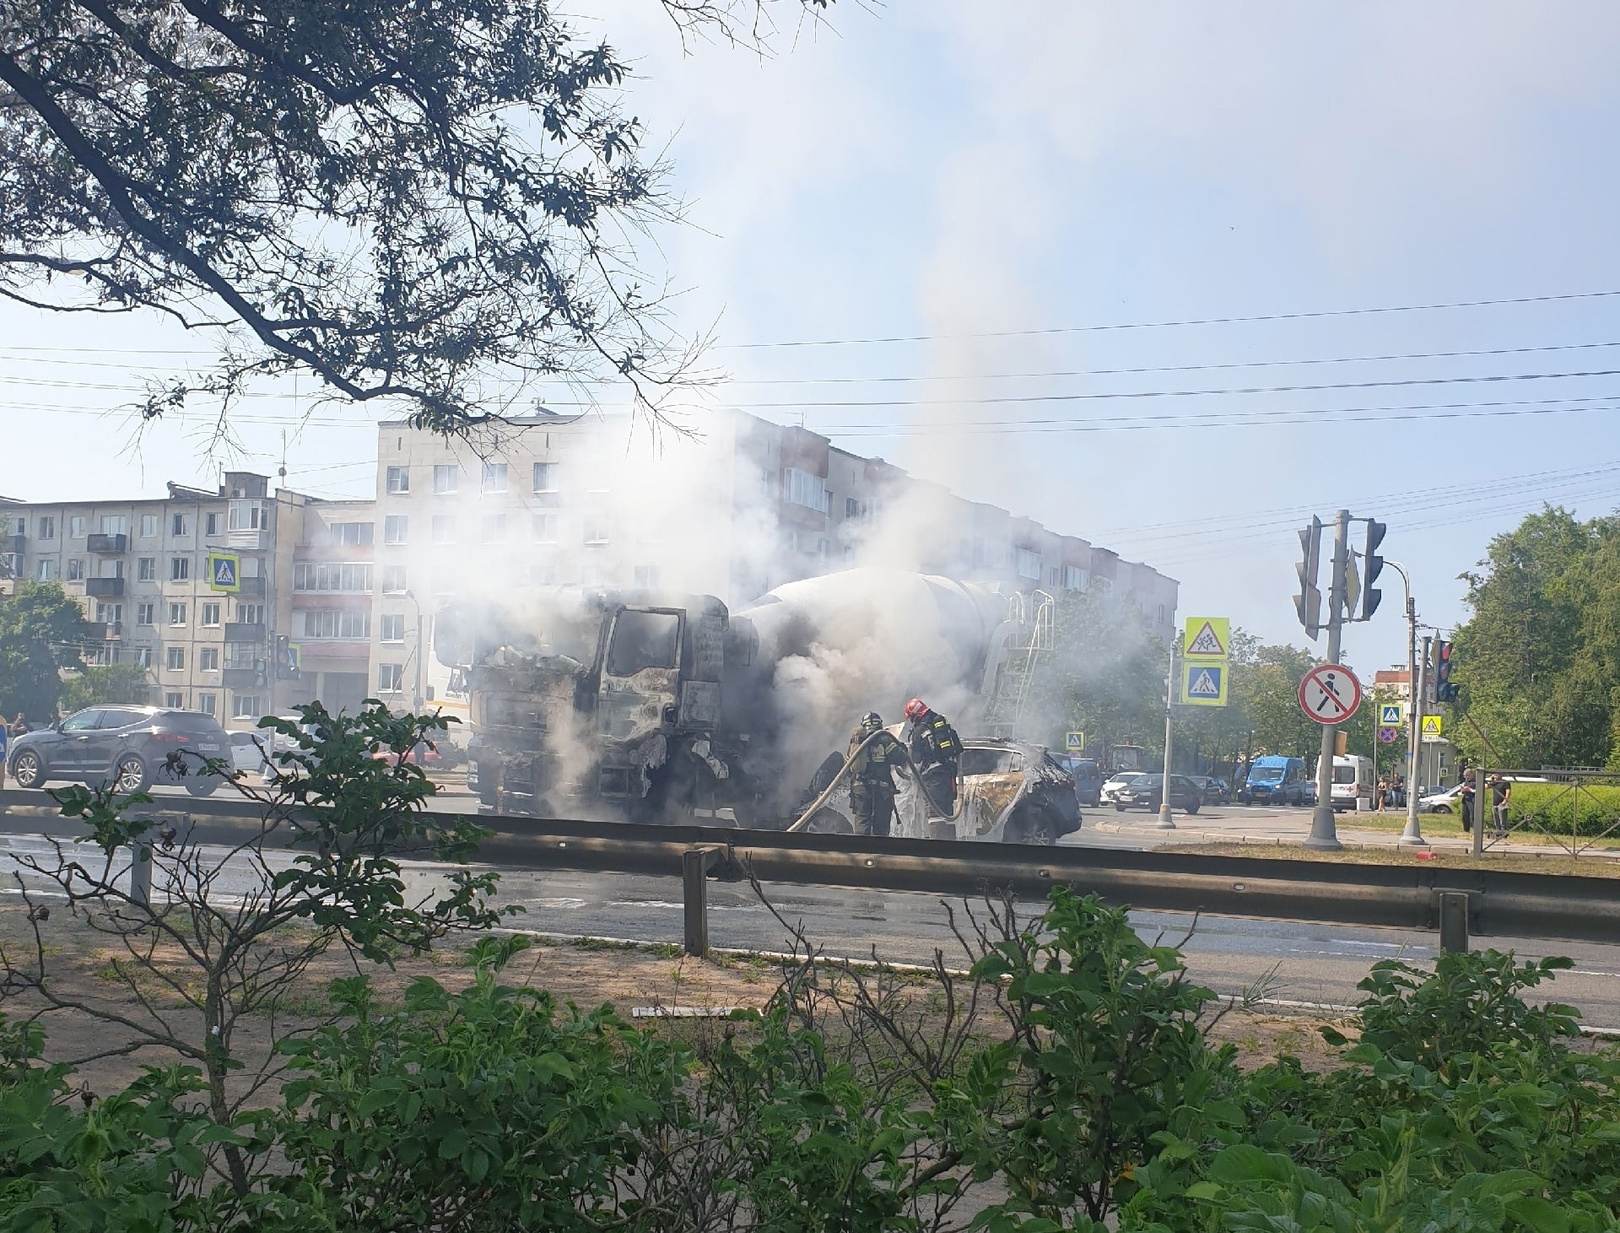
xmin=896 ymin=737 xmax=1080 ymax=845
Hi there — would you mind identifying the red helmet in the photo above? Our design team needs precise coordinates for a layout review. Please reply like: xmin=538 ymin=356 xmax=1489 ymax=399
xmin=903 ymin=698 xmax=929 ymax=720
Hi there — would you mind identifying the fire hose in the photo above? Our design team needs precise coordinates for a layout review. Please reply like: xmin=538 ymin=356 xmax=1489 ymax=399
xmin=784 ymin=726 xmax=962 ymax=833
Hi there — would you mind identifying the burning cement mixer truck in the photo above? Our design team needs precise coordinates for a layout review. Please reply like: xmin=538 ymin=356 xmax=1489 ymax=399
xmin=435 ymin=567 xmax=1052 ymax=828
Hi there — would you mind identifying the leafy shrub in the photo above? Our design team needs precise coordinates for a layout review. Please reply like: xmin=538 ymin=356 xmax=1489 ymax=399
xmin=1508 ymin=781 xmax=1620 ymax=838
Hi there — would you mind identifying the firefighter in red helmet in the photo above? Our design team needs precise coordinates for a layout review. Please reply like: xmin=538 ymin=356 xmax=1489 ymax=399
xmin=903 ymin=698 xmax=960 ymax=822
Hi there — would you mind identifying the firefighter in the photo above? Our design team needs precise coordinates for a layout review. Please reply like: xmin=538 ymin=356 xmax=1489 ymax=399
xmin=846 ymin=711 xmax=902 ymax=837
xmin=903 ymin=698 xmax=961 ymax=821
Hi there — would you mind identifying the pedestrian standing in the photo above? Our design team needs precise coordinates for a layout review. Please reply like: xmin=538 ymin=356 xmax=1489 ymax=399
xmin=1376 ymin=775 xmax=1389 ymax=811
xmin=1489 ymin=773 xmax=1512 ymax=837
xmin=0 ymin=719 xmax=8 ymax=785
xmin=9 ymin=712 xmax=24 ymax=739
xmin=1459 ymin=767 xmax=1477 ymax=834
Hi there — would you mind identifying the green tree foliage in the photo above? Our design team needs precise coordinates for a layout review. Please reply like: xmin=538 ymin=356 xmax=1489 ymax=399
xmin=0 ymin=0 xmax=827 ymax=434
xmin=1030 ymin=590 xmax=1170 ymax=756
xmin=0 ymin=580 xmax=90 ymax=722
xmin=1453 ymin=506 xmax=1620 ymax=768
xmin=57 ymin=662 xmax=153 ymax=712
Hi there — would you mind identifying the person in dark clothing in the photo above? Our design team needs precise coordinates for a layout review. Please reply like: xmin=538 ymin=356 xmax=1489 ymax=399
xmin=1489 ymin=773 xmax=1512 ymax=837
xmin=903 ymin=698 xmax=961 ymax=821
xmin=846 ymin=712 xmax=902 ymax=837
xmin=1459 ymin=768 xmax=1477 ymax=834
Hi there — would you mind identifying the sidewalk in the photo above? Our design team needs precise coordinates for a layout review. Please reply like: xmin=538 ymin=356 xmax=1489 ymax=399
xmin=1089 ymin=805 xmax=1620 ymax=859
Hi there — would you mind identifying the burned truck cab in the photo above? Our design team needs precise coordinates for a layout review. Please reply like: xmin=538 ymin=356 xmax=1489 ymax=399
xmin=444 ymin=589 xmax=739 ymax=822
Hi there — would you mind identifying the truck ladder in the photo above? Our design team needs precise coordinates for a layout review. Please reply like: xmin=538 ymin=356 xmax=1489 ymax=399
xmin=981 ymin=589 xmax=1055 ymax=740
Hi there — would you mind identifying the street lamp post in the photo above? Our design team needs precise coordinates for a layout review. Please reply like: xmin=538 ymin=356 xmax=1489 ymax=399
xmin=1385 ymin=561 xmax=1424 ymax=846
xmin=404 ymin=589 xmax=424 ymax=712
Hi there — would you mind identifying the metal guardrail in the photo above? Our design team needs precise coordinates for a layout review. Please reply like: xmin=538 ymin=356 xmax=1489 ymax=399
xmin=3 ymin=790 xmax=1619 ymax=957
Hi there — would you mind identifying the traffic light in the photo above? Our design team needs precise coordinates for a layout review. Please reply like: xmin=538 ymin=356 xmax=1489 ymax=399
xmin=1361 ymin=519 xmax=1386 ymax=621
xmin=1295 ymin=516 xmax=1323 ymax=639
xmin=1435 ymin=640 xmax=1457 ymax=704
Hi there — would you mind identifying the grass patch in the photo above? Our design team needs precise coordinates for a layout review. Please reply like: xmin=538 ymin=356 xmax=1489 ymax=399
xmin=1163 ymin=841 xmax=1620 ymax=876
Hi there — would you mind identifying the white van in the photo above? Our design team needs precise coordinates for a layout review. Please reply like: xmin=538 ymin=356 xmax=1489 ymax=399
xmin=1330 ymin=755 xmax=1375 ymax=812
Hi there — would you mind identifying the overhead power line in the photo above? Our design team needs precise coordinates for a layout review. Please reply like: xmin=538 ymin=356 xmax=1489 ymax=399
xmin=722 ymin=287 xmax=1620 ymax=350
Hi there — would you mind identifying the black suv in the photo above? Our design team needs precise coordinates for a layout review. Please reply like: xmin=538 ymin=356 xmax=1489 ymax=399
xmin=1112 ymin=773 xmax=1204 ymax=814
xmin=7 ymin=706 xmax=231 ymax=796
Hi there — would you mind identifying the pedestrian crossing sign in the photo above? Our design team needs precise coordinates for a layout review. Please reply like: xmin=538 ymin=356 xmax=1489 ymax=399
xmin=1065 ymin=731 xmax=1085 ymax=751
xmin=1180 ymin=663 xmax=1227 ymax=707
xmin=1182 ymin=616 xmax=1230 ymax=658
xmin=1379 ymin=702 xmax=1404 ymax=726
xmin=207 ymin=552 xmax=240 ymax=593
xmin=1422 ymin=714 xmax=1444 ymax=738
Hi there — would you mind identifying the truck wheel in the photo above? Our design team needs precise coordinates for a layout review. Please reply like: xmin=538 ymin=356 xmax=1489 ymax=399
xmin=802 ymin=808 xmax=853 ymax=835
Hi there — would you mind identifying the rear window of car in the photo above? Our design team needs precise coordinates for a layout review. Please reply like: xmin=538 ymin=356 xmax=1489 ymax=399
xmin=229 ymin=732 xmax=258 ymax=747
xmin=961 ymin=748 xmax=1023 ymax=775
xmin=97 ymin=708 xmax=150 ymax=729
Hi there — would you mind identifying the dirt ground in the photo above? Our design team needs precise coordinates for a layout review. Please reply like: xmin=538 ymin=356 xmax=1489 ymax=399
xmin=0 ymin=908 xmax=1349 ymax=1101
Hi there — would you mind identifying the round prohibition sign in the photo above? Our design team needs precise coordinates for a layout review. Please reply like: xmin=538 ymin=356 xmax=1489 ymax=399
xmin=1297 ymin=663 xmax=1363 ymax=725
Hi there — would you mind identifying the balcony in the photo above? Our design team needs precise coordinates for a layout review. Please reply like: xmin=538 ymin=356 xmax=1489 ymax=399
xmin=222 ymin=667 xmax=262 ymax=689
xmin=223 ymin=621 xmax=266 ymax=644
xmin=104 ymin=622 xmax=123 ymax=639
xmin=87 ymin=533 xmax=127 ymax=555
xmin=82 ymin=622 xmax=107 ymax=641
xmin=3 ymin=533 xmax=22 ymax=555
xmin=236 ymin=575 xmax=266 ymax=598
xmin=85 ymin=577 xmax=125 ymax=598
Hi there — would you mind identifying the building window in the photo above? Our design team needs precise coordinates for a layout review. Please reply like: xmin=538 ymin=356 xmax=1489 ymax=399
xmin=1061 ymin=565 xmax=1087 ymax=591
xmin=480 ymin=514 xmax=507 ymax=544
xmin=70 ymin=516 xmax=87 ymax=538
xmin=99 ymin=515 xmax=128 ymax=536
xmin=170 ymin=556 xmax=190 ymax=581
xmin=205 ymin=512 xmax=220 ymax=536
xmin=381 ymin=565 xmax=407 ymax=594
xmin=299 ymin=609 xmax=370 ymax=639
xmin=133 ymin=647 xmax=152 ymax=668
xmin=481 ymin=462 xmax=508 ymax=494
xmin=845 ymin=497 xmax=860 ymax=518
xmin=201 ymin=602 xmax=220 ymax=626
xmin=383 ymin=515 xmax=408 ymax=545
xmin=165 ymin=646 xmax=185 ymax=671
xmin=198 ymin=693 xmax=216 ymax=717
xmin=1158 ymin=603 xmax=1169 ymax=623
xmin=293 ymin=563 xmax=372 ymax=593
xmin=783 ymin=468 xmax=830 ymax=513
xmin=38 ymin=516 xmax=55 ymax=540
xmin=531 ymin=513 xmax=557 ymax=543
xmin=433 ymin=464 xmax=458 ymax=494
xmin=139 ymin=514 xmax=158 ymax=538
xmin=1015 ymin=549 xmax=1042 ymax=581
xmin=224 ymin=642 xmax=257 ymax=670
xmin=431 ymin=515 xmax=456 ymax=544
xmin=377 ymin=663 xmax=404 ymax=693
xmin=136 ymin=603 xmax=155 ymax=626
xmin=533 ymin=461 xmax=558 ymax=493
xmin=171 ymin=514 xmax=188 ymax=536
xmin=228 ymin=502 xmax=267 ymax=532
xmin=137 ymin=557 xmax=156 ymax=581
xmin=237 ymin=603 xmax=264 ymax=625
xmin=232 ymin=695 xmax=262 ymax=720
xmin=386 ymin=466 xmax=410 ymax=494
xmin=168 ymin=603 xmax=187 ymax=626
xmin=331 ymin=521 xmax=374 ymax=546
xmin=164 ymin=691 xmax=185 ymax=709
xmin=95 ymin=602 xmax=121 ymax=624
xmin=36 ymin=560 xmax=54 ymax=582
xmin=199 ymin=647 xmax=219 ymax=671
xmin=583 ymin=515 xmax=609 ymax=546
xmin=66 ymin=559 xmax=84 ymax=581
xmin=380 ymin=614 xmax=406 ymax=642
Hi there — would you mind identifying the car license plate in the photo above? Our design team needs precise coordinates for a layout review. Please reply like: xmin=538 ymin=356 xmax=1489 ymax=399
xmin=199 ymin=743 xmax=222 ymax=753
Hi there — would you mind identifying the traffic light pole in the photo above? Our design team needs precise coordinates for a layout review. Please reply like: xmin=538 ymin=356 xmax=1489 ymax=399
xmin=1398 ymin=594 xmax=1425 ymax=845
xmin=1157 ymin=636 xmax=1177 ymax=830
xmin=1305 ymin=509 xmax=1350 ymax=851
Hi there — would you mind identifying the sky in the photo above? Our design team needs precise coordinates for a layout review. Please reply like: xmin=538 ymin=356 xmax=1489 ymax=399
xmin=7 ymin=1 xmax=1620 ymax=675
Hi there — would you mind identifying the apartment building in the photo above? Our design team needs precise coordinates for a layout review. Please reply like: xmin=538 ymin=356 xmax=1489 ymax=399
xmin=366 ymin=410 xmax=1180 ymax=715
xmin=0 ymin=473 xmax=377 ymax=727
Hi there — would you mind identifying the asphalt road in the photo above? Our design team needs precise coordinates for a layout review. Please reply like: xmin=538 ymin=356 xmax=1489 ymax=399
xmin=5 ymin=822 xmax=1619 ymax=1030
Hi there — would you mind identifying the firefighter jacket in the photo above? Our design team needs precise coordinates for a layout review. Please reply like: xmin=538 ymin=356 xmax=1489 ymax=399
xmin=847 ymin=726 xmax=902 ymax=792
xmin=908 ymin=713 xmax=960 ymax=775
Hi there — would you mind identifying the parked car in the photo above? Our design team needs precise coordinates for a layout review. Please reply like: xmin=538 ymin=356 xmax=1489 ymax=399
xmin=1100 ymin=771 xmax=1145 ymax=806
xmin=1419 ymin=783 xmax=1467 ymax=814
xmin=1330 ymin=755 xmax=1375 ymax=812
xmin=229 ymin=730 xmax=270 ymax=776
xmin=1190 ymin=775 xmax=1231 ymax=805
xmin=6 ymin=705 xmax=230 ymax=796
xmin=1112 ymin=773 xmax=1203 ymax=814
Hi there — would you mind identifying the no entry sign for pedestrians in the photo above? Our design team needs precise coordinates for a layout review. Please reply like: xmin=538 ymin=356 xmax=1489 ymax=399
xmin=1297 ymin=663 xmax=1363 ymax=725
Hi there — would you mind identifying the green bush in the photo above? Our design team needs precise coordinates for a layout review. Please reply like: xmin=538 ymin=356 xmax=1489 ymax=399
xmin=6 ymin=894 xmax=1620 ymax=1232
xmin=1508 ymin=781 xmax=1620 ymax=838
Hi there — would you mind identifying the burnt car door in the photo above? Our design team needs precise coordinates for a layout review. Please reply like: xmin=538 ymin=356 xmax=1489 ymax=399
xmin=597 ymin=607 xmax=685 ymax=744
